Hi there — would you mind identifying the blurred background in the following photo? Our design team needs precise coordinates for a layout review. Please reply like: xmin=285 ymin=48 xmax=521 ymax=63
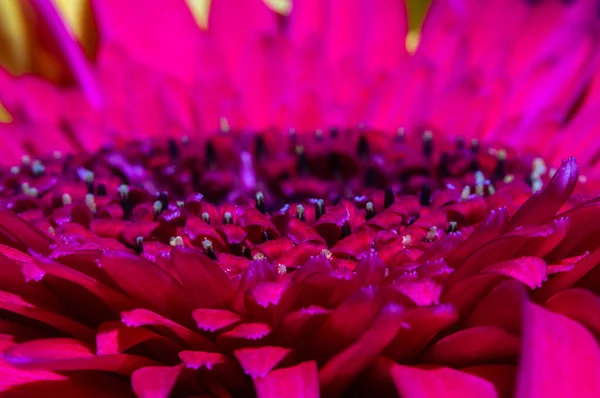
xmin=0 ymin=0 xmax=431 ymax=123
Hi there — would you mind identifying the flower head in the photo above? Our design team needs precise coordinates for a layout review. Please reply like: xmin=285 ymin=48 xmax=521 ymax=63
xmin=1 ymin=1 xmax=600 ymax=398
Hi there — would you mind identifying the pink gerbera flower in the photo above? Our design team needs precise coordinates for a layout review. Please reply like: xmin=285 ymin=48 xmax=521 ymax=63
xmin=1 ymin=0 xmax=600 ymax=397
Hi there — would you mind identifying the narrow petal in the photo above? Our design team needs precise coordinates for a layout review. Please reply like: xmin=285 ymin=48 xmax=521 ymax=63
xmin=121 ymin=309 xmax=216 ymax=352
xmin=171 ymin=247 xmax=234 ymax=309
xmin=420 ymin=326 xmax=520 ymax=368
xmin=131 ymin=364 xmax=184 ymax=398
xmin=318 ymin=303 xmax=406 ymax=397
xmin=234 ymin=346 xmax=295 ymax=378
xmin=391 ymin=365 xmax=498 ymax=398
xmin=544 ymin=288 xmax=600 ymax=338
xmin=99 ymin=251 xmax=194 ymax=325
xmin=4 ymin=338 xmax=159 ymax=375
xmin=509 ymin=157 xmax=578 ymax=229
xmin=254 ymin=361 xmax=320 ymax=398
xmin=192 ymin=309 xmax=242 ymax=333
xmin=384 ymin=304 xmax=458 ymax=362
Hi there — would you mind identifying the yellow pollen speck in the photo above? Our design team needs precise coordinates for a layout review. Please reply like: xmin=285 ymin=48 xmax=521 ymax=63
xmin=461 ymin=186 xmax=471 ymax=200
xmin=402 ymin=235 xmax=412 ymax=247
xmin=62 ymin=193 xmax=72 ymax=206
xmin=321 ymin=249 xmax=332 ymax=260
xmin=295 ymin=145 xmax=304 ymax=155
xmin=220 ymin=117 xmax=230 ymax=133
xmin=488 ymin=184 xmax=496 ymax=195
xmin=170 ymin=236 xmax=185 ymax=247
xmin=85 ymin=193 xmax=96 ymax=213
xmin=426 ymin=226 xmax=437 ymax=242
xmin=277 ymin=263 xmax=287 ymax=275
xmin=253 ymin=253 xmax=266 ymax=261
xmin=503 ymin=175 xmax=514 ymax=184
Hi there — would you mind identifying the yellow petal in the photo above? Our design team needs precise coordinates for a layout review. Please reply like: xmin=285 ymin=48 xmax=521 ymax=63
xmin=51 ymin=0 xmax=99 ymax=58
xmin=0 ymin=1 xmax=32 ymax=74
xmin=0 ymin=102 xmax=12 ymax=123
xmin=186 ymin=0 xmax=212 ymax=30
xmin=405 ymin=0 xmax=432 ymax=53
xmin=264 ymin=0 xmax=292 ymax=15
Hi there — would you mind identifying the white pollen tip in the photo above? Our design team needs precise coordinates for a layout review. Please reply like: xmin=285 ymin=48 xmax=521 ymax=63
xmin=461 ymin=186 xmax=471 ymax=200
xmin=62 ymin=193 xmax=72 ymax=206
xmin=220 ymin=117 xmax=230 ymax=133
xmin=10 ymin=166 xmax=19 ymax=175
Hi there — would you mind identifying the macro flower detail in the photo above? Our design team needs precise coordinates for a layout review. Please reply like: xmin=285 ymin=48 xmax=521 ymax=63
xmin=1 ymin=0 xmax=600 ymax=397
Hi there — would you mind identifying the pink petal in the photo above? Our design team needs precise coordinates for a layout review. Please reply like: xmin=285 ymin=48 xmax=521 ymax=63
xmin=234 ymin=346 xmax=295 ymax=378
xmin=171 ymin=247 xmax=234 ymax=309
xmin=96 ymin=321 xmax=173 ymax=355
xmin=99 ymin=251 xmax=193 ymax=324
xmin=254 ymin=361 xmax=320 ymax=398
xmin=121 ymin=309 xmax=216 ymax=351
xmin=0 ymin=210 xmax=55 ymax=255
xmin=245 ymin=281 xmax=298 ymax=325
xmin=0 ymin=289 xmax=95 ymax=341
xmin=391 ymin=365 xmax=498 ymax=398
xmin=384 ymin=304 xmax=458 ymax=363
xmin=467 ymin=280 xmax=527 ymax=335
xmin=481 ymin=256 xmax=547 ymax=289
xmin=515 ymin=301 xmax=600 ymax=398
xmin=4 ymin=338 xmax=159 ymax=375
xmin=353 ymin=251 xmax=387 ymax=286
xmin=310 ymin=287 xmax=383 ymax=365
xmin=192 ymin=309 xmax=242 ymax=333
xmin=509 ymin=157 xmax=578 ymax=229
xmin=420 ymin=326 xmax=520 ymax=368
xmin=33 ymin=257 xmax=136 ymax=314
xmin=217 ymin=323 xmax=272 ymax=351
xmin=462 ymin=365 xmax=516 ymax=398
xmin=533 ymin=247 xmax=600 ymax=303
xmin=544 ymin=288 xmax=600 ymax=338
xmin=274 ymin=306 xmax=331 ymax=349
xmin=131 ymin=364 xmax=184 ymax=398
xmin=319 ymin=303 xmax=406 ymax=397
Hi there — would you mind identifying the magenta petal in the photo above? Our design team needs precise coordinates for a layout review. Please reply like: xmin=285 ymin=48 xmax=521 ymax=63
xmin=171 ymin=247 xmax=234 ymax=309
xmin=0 ymin=210 xmax=55 ymax=255
xmin=3 ymin=338 xmax=159 ymax=375
xmin=462 ymin=365 xmax=516 ymax=398
xmin=192 ymin=309 xmax=242 ymax=333
xmin=0 ymin=289 xmax=95 ymax=341
xmin=509 ymin=157 xmax=578 ymax=229
xmin=233 ymin=346 xmax=295 ymax=378
xmin=217 ymin=323 xmax=272 ymax=351
xmin=467 ymin=280 xmax=527 ymax=335
xmin=353 ymin=251 xmax=387 ymax=286
xmin=544 ymin=288 xmax=600 ymax=338
xmin=99 ymin=251 xmax=193 ymax=324
xmin=310 ymin=287 xmax=383 ymax=365
xmin=96 ymin=321 xmax=169 ymax=355
xmin=420 ymin=326 xmax=520 ymax=368
xmin=274 ymin=306 xmax=331 ymax=350
xmin=515 ymin=301 xmax=600 ymax=398
xmin=121 ymin=309 xmax=216 ymax=352
xmin=481 ymin=256 xmax=547 ymax=289
xmin=391 ymin=365 xmax=498 ymax=398
xmin=254 ymin=361 xmax=320 ymax=398
xmin=384 ymin=304 xmax=458 ymax=363
xmin=318 ymin=303 xmax=406 ymax=397
xmin=131 ymin=364 xmax=184 ymax=398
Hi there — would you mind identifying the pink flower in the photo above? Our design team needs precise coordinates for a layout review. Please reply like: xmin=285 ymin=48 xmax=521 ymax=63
xmin=1 ymin=1 xmax=600 ymax=397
